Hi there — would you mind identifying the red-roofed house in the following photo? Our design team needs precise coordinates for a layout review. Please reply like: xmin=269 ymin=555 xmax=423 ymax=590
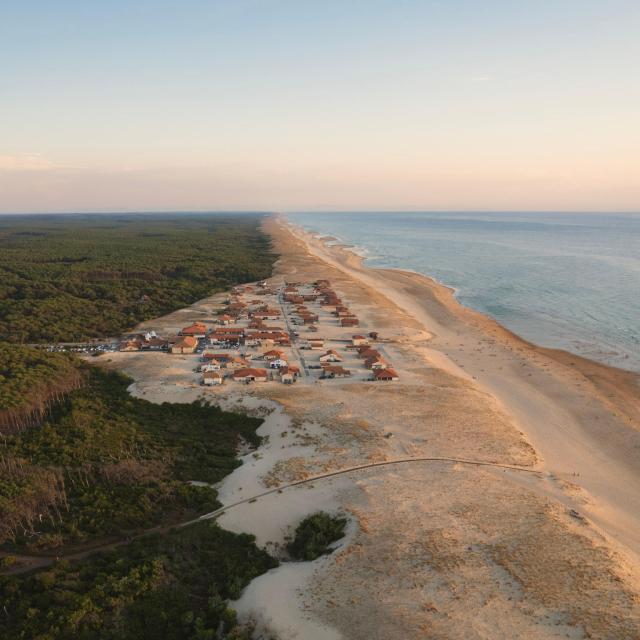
xmin=263 ymin=349 xmax=285 ymax=361
xmin=141 ymin=337 xmax=167 ymax=350
xmin=226 ymin=357 xmax=251 ymax=370
xmin=233 ymin=368 xmax=269 ymax=383
xmin=364 ymin=356 xmax=387 ymax=370
xmin=320 ymin=365 xmax=352 ymax=379
xmin=280 ymin=365 xmax=300 ymax=378
xmin=373 ymin=368 xmax=399 ymax=381
xmin=319 ymin=349 xmax=342 ymax=363
xmin=170 ymin=336 xmax=198 ymax=354
xmin=203 ymin=352 xmax=232 ymax=363
xmin=307 ymin=338 xmax=325 ymax=350
xmin=358 ymin=347 xmax=381 ymax=359
xmin=180 ymin=322 xmax=207 ymax=338
xmin=119 ymin=339 xmax=142 ymax=352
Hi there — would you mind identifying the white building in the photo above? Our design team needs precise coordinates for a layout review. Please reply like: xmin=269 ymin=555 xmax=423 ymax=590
xmin=202 ymin=371 xmax=224 ymax=385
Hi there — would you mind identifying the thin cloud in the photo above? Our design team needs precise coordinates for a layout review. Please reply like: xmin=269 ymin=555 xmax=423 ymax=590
xmin=0 ymin=153 xmax=58 ymax=171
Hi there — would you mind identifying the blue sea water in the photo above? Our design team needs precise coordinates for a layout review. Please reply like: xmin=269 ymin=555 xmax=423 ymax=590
xmin=286 ymin=212 xmax=640 ymax=373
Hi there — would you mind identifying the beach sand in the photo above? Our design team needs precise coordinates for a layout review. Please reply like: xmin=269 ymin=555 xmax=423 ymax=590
xmin=105 ymin=214 xmax=640 ymax=639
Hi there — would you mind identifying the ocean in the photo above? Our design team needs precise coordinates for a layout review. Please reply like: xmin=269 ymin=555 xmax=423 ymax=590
xmin=286 ymin=212 xmax=640 ymax=373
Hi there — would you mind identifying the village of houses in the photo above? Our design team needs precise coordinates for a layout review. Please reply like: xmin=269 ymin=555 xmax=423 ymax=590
xmin=117 ymin=280 xmax=400 ymax=387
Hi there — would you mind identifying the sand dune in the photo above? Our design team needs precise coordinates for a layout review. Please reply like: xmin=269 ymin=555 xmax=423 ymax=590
xmin=261 ymin=215 xmax=640 ymax=638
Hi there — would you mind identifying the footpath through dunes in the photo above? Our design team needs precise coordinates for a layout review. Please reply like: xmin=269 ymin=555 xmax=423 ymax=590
xmin=248 ymin=214 xmax=640 ymax=639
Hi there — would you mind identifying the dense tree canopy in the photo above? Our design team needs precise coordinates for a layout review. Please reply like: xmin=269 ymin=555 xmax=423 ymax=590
xmin=0 ymin=214 xmax=274 ymax=343
xmin=0 ymin=344 xmax=84 ymax=432
xmin=1 ymin=367 xmax=263 ymax=549
xmin=0 ymin=522 xmax=277 ymax=640
xmin=0 ymin=213 xmax=278 ymax=639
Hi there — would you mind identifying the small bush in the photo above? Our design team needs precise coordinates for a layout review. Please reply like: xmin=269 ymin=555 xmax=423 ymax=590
xmin=287 ymin=512 xmax=347 ymax=561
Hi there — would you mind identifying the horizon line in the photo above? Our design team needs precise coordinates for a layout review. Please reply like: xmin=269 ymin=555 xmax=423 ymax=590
xmin=1 ymin=209 xmax=639 ymax=217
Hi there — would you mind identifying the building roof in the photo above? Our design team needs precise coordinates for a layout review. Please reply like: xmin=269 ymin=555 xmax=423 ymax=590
xmin=173 ymin=336 xmax=198 ymax=348
xmin=373 ymin=368 xmax=399 ymax=380
xmin=282 ymin=365 xmax=300 ymax=374
xmin=120 ymin=339 xmax=142 ymax=349
xmin=181 ymin=322 xmax=207 ymax=331
xmin=358 ymin=347 xmax=381 ymax=358
xmin=320 ymin=349 xmax=342 ymax=359
xmin=322 ymin=365 xmax=351 ymax=376
xmin=209 ymin=332 xmax=242 ymax=341
xmin=247 ymin=331 xmax=288 ymax=340
xmin=233 ymin=368 xmax=268 ymax=378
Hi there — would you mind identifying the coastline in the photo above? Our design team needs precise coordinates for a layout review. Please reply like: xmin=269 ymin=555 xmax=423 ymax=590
xmin=287 ymin=215 xmax=640 ymax=375
xmin=273 ymin=214 xmax=640 ymax=552
xmin=267 ymin=213 xmax=640 ymax=636
xmin=279 ymin=214 xmax=640 ymax=424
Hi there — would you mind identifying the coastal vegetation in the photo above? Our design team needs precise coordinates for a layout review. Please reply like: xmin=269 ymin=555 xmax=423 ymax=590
xmin=0 ymin=361 xmax=278 ymax=640
xmin=0 ymin=344 xmax=85 ymax=433
xmin=0 ymin=214 xmax=274 ymax=343
xmin=1 ymin=365 xmax=262 ymax=550
xmin=0 ymin=521 xmax=277 ymax=640
xmin=288 ymin=512 xmax=348 ymax=561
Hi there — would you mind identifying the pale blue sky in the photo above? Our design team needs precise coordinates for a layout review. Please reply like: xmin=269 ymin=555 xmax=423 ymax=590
xmin=1 ymin=1 xmax=639 ymax=212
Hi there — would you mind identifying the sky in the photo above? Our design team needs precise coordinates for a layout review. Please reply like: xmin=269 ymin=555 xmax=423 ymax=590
xmin=1 ymin=0 xmax=639 ymax=213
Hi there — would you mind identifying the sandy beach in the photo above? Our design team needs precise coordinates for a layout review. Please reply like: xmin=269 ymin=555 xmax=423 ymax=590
xmin=107 ymin=213 xmax=640 ymax=639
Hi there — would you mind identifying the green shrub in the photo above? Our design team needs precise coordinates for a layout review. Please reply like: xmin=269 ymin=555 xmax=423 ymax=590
xmin=288 ymin=512 xmax=348 ymax=561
